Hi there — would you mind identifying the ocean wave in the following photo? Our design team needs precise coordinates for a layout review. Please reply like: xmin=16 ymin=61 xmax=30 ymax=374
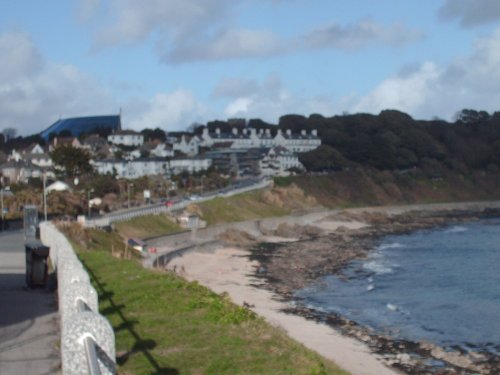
xmin=378 ymin=242 xmax=405 ymax=250
xmin=363 ymin=260 xmax=394 ymax=275
xmin=367 ymin=284 xmax=375 ymax=292
xmin=445 ymin=226 xmax=468 ymax=233
xmin=386 ymin=303 xmax=398 ymax=311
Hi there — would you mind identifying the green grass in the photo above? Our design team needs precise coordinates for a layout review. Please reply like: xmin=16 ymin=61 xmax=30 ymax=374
xmin=114 ymin=214 xmax=182 ymax=240
xmin=72 ymin=240 xmax=348 ymax=375
xmin=196 ymin=191 xmax=290 ymax=225
xmin=273 ymin=176 xmax=295 ymax=187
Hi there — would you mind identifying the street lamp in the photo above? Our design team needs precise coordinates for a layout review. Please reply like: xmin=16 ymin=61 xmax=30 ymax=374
xmin=127 ymin=183 xmax=134 ymax=209
xmin=1 ymin=186 xmax=4 ymax=231
xmin=87 ymin=188 xmax=94 ymax=218
xmin=43 ymin=172 xmax=47 ymax=221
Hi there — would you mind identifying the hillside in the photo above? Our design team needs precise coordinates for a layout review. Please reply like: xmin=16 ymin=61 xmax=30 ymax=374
xmin=276 ymin=168 xmax=500 ymax=208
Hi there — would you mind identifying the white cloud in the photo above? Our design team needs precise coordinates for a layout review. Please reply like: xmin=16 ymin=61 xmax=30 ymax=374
xmin=216 ymin=74 xmax=337 ymax=122
xmin=212 ymin=77 xmax=260 ymax=98
xmin=451 ymin=28 xmax=500 ymax=92
xmin=165 ymin=19 xmax=422 ymax=63
xmin=352 ymin=62 xmax=441 ymax=116
xmin=0 ymin=30 xmax=216 ymax=136
xmin=77 ymin=0 xmax=101 ymax=22
xmin=302 ymin=19 xmax=424 ymax=51
xmin=87 ymin=1 xmax=422 ymax=63
xmin=93 ymin=0 xmax=231 ymax=47
xmin=0 ymin=32 xmax=117 ymax=135
xmin=348 ymin=27 xmax=500 ymax=120
xmin=124 ymin=90 xmax=210 ymax=131
xmin=164 ymin=28 xmax=284 ymax=63
xmin=0 ymin=32 xmax=43 ymax=84
xmin=225 ymin=97 xmax=253 ymax=117
xmin=439 ymin=0 xmax=500 ymax=27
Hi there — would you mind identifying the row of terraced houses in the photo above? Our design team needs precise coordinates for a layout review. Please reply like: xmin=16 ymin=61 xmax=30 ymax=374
xmin=0 ymin=115 xmax=321 ymax=184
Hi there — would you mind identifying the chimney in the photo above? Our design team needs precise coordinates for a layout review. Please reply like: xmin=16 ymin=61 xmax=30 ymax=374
xmin=312 ymin=129 xmax=318 ymax=136
xmin=265 ymin=129 xmax=271 ymax=135
xmin=232 ymin=128 xmax=238 ymax=135
xmin=216 ymin=128 xmax=221 ymax=135
xmin=301 ymin=129 xmax=306 ymax=136
xmin=286 ymin=129 xmax=292 ymax=136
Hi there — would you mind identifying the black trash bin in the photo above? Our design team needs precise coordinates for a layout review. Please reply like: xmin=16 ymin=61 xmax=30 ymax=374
xmin=25 ymin=242 xmax=50 ymax=288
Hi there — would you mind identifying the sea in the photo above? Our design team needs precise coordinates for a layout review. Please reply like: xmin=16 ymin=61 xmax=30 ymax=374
xmin=295 ymin=218 xmax=500 ymax=353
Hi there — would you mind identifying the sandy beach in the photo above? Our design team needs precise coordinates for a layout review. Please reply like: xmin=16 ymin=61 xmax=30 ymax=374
xmin=155 ymin=201 xmax=500 ymax=374
xmin=165 ymin=217 xmax=398 ymax=375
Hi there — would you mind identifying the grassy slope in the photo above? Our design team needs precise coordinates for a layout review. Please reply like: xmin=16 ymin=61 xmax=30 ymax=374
xmin=69 ymin=229 xmax=347 ymax=375
xmin=288 ymin=169 xmax=500 ymax=208
xmin=114 ymin=214 xmax=182 ymax=239
xmin=192 ymin=191 xmax=291 ymax=225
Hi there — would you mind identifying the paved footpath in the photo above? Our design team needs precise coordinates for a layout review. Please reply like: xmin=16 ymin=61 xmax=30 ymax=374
xmin=0 ymin=231 xmax=61 ymax=374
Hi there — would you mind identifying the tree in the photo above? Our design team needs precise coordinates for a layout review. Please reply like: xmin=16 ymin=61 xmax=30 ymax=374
xmin=2 ymin=128 xmax=17 ymax=141
xmin=299 ymin=145 xmax=349 ymax=171
xmin=50 ymin=145 xmax=93 ymax=178
xmin=455 ymin=109 xmax=490 ymax=125
xmin=141 ymin=128 xmax=166 ymax=142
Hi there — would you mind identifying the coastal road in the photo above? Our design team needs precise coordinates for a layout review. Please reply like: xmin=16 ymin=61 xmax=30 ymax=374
xmin=0 ymin=231 xmax=61 ymax=374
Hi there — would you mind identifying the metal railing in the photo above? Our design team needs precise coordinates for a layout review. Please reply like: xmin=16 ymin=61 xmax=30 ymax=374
xmin=77 ymin=299 xmax=102 ymax=375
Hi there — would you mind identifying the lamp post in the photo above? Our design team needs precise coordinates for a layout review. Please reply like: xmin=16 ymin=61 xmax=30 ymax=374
xmin=1 ymin=186 xmax=4 ymax=231
xmin=87 ymin=188 xmax=94 ymax=218
xmin=43 ymin=172 xmax=47 ymax=221
xmin=127 ymin=183 xmax=133 ymax=209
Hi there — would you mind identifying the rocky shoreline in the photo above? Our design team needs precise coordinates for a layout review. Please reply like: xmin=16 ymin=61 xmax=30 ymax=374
xmin=247 ymin=207 xmax=500 ymax=374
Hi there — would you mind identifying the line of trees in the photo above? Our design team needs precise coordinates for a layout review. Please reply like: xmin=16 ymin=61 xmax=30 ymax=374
xmin=199 ymin=109 xmax=500 ymax=173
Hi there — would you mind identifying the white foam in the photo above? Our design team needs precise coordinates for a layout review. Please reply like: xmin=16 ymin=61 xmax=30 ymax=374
xmin=445 ymin=226 xmax=467 ymax=233
xmin=386 ymin=303 xmax=398 ymax=311
xmin=378 ymin=242 xmax=405 ymax=250
xmin=366 ymin=284 xmax=375 ymax=292
xmin=363 ymin=260 xmax=393 ymax=275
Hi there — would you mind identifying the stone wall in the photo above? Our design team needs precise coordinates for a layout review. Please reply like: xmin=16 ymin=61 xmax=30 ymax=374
xmin=40 ymin=222 xmax=116 ymax=375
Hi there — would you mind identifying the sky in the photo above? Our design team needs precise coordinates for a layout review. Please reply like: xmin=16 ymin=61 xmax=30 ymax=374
xmin=1 ymin=0 xmax=500 ymax=135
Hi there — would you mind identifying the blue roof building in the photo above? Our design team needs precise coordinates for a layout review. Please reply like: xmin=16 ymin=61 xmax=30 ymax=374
xmin=40 ymin=115 xmax=121 ymax=140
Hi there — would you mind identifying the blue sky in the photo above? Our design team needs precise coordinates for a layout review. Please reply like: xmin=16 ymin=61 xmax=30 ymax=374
xmin=1 ymin=0 xmax=500 ymax=135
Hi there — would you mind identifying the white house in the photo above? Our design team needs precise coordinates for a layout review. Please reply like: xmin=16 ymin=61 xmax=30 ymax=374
xmin=200 ymin=127 xmax=321 ymax=152
xmin=151 ymin=143 xmax=174 ymax=158
xmin=108 ymin=130 xmax=144 ymax=147
xmin=172 ymin=135 xmax=200 ymax=156
xmin=169 ymin=157 xmax=211 ymax=175
xmin=92 ymin=157 xmax=168 ymax=179
xmin=8 ymin=144 xmax=53 ymax=169
xmin=25 ymin=144 xmax=45 ymax=154
xmin=46 ymin=181 xmax=71 ymax=193
xmin=92 ymin=156 xmax=211 ymax=178
xmin=260 ymin=146 xmax=304 ymax=177
xmin=0 ymin=160 xmax=54 ymax=184
xmin=25 ymin=153 xmax=53 ymax=168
